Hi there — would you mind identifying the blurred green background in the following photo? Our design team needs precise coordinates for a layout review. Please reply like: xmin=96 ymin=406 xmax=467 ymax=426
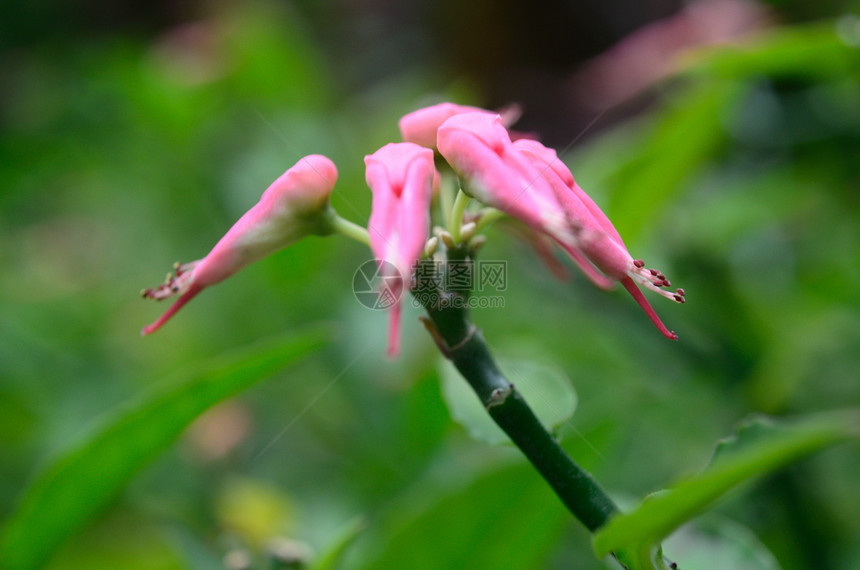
xmin=1 ymin=1 xmax=859 ymax=568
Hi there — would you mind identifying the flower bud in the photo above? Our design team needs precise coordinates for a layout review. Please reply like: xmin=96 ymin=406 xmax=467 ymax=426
xmin=399 ymin=102 xmax=523 ymax=151
xmin=437 ymin=112 xmax=568 ymax=239
xmin=141 ymin=154 xmax=337 ymax=335
xmin=514 ymin=139 xmax=682 ymax=340
xmin=365 ymin=143 xmax=435 ymax=356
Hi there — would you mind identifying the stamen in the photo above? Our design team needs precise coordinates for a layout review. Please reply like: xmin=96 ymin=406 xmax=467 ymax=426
xmin=142 ymin=264 xmax=196 ymax=301
xmin=141 ymin=282 xmax=204 ymax=335
xmin=628 ymin=265 xmax=684 ymax=304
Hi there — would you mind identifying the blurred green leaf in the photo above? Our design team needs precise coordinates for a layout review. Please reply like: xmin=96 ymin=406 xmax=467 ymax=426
xmin=311 ymin=515 xmax=367 ymax=570
xmin=663 ymin=515 xmax=780 ymax=570
xmin=0 ymin=325 xmax=330 ymax=570
xmin=604 ymin=80 xmax=741 ymax=240
xmin=593 ymin=410 xmax=860 ymax=558
xmin=612 ymin=544 xmax=673 ymax=570
xmin=684 ymin=23 xmax=860 ymax=81
xmin=360 ymin=462 xmax=570 ymax=570
xmin=438 ymin=356 xmax=577 ymax=445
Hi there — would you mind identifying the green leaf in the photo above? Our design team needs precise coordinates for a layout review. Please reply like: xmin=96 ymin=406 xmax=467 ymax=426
xmin=684 ymin=23 xmax=860 ymax=82
xmin=438 ymin=356 xmax=577 ymax=444
xmin=613 ymin=544 xmax=673 ymax=570
xmin=604 ymin=79 xmax=741 ymax=240
xmin=360 ymin=462 xmax=571 ymax=570
xmin=663 ymin=515 xmax=780 ymax=570
xmin=0 ymin=326 xmax=330 ymax=570
xmin=593 ymin=410 xmax=860 ymax=559
xmin=311 ymin=515 xmax=367 ymax=570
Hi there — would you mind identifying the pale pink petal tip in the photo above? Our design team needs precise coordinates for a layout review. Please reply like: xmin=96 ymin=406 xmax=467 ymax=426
xmin=621 ymin=276 xmax=678 ymax=340
xmin=386 ymin=302 xmax=402 ymax=358
xmin=140 ymin=283 xmax=204 ymax=336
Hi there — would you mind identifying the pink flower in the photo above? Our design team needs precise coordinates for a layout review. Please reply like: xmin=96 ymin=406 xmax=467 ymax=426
xmin=437 ymin=111 xmax=614 ymax=289
xmin=141 ymin=154 xmax=338 ymax=335
xmin=437 ymin=111 xmax=683 ymax=339
xmin=513 ymin=138 xmax=684 ymax=340
xmin=399 ymin=102 xmax=522 ymax=150
xmin=365 ymin=142 xmax=435 ymax=356
xmin=437 ymin=112 xmax=561 ymax=230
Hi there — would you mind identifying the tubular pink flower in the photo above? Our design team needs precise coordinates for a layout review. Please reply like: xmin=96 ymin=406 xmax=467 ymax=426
xmin=437 ymin=111 xmax=614 ymax=290
xmin=365 ymin=142 xmax=435 ymax=357
xmin=141 ymin=154 xmax=338 ymax=335
xmin=437 ymin=112 xmax=562 ymax=232
xmin=399 ymin=102 xmax=522 ymax=150
xmin=514 ymin=138 xmax=684 ymax=340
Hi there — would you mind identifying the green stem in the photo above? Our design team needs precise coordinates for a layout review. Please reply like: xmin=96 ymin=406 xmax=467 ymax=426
xmin=450 ymin=327 xmax=618 ymax=532
xmin=447 ymin=188 xmax=471 ymax=243
xmin=418 ymin=245 xmax=620 ymax=535
xmin=324 ymin=210 xmax=371 ymax=247
xmin=474 ymin=208 xmax=505 ymax=233
xmin=439 ymin=171 xmax=456 ymax=230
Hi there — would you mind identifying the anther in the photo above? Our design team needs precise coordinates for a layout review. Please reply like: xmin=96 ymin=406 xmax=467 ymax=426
xmin=676 ymin=288 xmax=685 ymax=297
xmin=633 ymin=259 xmax=645 ymax=268
xmin=650 ymin=268 xmax=659 ymax=276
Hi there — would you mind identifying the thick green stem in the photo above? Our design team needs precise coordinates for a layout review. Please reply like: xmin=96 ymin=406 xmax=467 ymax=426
xmin=419 ymin=245 xmax=620 ymax=534
xmin=447 ymin=325 xmax=619 ymax=532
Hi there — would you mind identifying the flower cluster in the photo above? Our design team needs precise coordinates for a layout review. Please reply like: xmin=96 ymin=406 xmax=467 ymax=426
xmin=141 ymin=102 xmax=684 ymax=351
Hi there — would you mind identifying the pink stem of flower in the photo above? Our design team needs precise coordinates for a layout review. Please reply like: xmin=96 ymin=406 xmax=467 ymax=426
xmin=140 ymin=283 xmax=204 ymax=336
xmin=621 ymin=276 xmax=678 ymax=340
